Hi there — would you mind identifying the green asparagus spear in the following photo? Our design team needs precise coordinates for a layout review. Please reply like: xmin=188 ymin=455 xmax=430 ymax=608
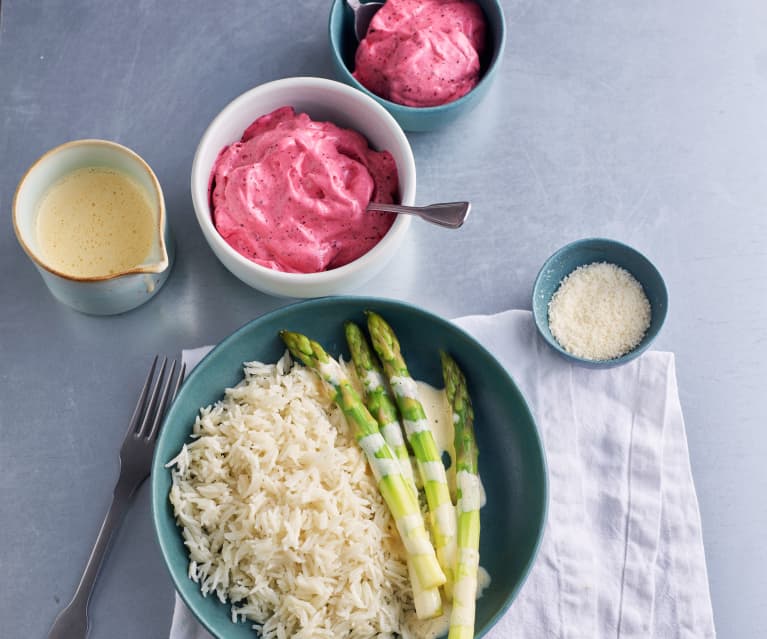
xmin=441 ymin=352 xmax=480 ymax=639
xmin=365 ymin=311 xmax=458 ymax=597
xmin=280 ymin=330 xmax=446 ymax=592
xmin=344 ymin=322 xmax=418 ymax=496
xmin=345 ymin=322 xmax=443 ymax=619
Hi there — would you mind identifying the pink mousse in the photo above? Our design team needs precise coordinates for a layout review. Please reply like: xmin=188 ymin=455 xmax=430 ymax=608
xmin=353 ymin=0 xmax=487 ymax=108
xmin=210 ymin=107 xmax=399 ymax=273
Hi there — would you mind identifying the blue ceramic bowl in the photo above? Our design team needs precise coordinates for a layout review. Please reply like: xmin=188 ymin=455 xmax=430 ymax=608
xmin=532 ymin=238 xmax=669 ymax=369
xmin=328 ymin=0 xmax=506 ymax=132
xmin=152 ymin=297 xmax=547 ymax=638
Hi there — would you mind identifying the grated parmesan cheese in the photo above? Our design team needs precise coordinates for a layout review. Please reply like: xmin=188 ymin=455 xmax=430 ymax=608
xmin=547 ymin=261 xmax=651 ymax=361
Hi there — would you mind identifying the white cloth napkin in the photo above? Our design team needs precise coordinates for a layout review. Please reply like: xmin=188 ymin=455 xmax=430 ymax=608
xmin=169 ymin=310 xmax=716 ymax=639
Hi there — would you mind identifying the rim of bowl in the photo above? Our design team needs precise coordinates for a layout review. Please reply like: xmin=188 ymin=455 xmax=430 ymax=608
xmin=532 ymin=237 xmax=669 ymax=367
xmin=328 ymin=0 xmax=507 ymax=114
xmin=190 ymin=77 xmax=416 ymax=287
xmin=12 ymin=138 xmax=169 ymax=282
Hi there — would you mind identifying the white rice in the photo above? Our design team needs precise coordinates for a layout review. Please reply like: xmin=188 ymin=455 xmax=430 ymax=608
xmin=167 ymin=352 xmax=424 ymax=639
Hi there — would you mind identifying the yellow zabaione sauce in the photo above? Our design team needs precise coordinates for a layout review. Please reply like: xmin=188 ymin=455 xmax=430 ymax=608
xmin=35 ymin=167 xmax=155 ymax=278
xmin=417 ymin=381 xmax=487 ymax=508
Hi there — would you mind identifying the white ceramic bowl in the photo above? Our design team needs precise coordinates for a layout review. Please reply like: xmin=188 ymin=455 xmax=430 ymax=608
xmin=191 ymin=77 xmax=415 ymax=298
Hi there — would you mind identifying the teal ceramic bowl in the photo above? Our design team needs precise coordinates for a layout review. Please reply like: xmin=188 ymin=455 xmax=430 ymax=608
xmin=152 ymin=297 xmax=547 ymax=638
xmin=532 ymin=238 xmax=669 ymax=369
xmin=328 ymin=0 xmax=506 ymax=132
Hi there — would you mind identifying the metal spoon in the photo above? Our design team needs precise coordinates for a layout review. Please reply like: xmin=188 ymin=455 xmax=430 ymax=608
xmin=367 ymin=201 xmax=471 ymax=229
xmin=347 ymin=0 xmax=385 ymax=41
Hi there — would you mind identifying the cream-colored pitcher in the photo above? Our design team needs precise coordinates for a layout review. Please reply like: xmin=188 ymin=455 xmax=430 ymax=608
xmin=13 ymin=139 xmax=174 ymax=315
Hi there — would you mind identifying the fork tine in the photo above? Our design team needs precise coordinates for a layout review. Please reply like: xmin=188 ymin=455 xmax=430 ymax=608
xmin=127 ymin=355 xmax=159 ymax=434
xmin=136 ymin=356 xmax=168 ymax=437
xmin=147 ymin=360 xmax=181 ymax=441
xmin=172 ymin=363 xmax=186 ymax=404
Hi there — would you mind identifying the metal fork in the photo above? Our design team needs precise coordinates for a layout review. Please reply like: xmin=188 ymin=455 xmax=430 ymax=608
xmin=48 ymin=356 xmax=185 ymax=639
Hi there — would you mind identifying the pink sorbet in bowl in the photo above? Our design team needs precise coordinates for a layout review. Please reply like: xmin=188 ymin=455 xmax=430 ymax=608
xmin=352 ymin=0 xmax=487 ymax=108
xmin=210 ymin=106 xmax=399 ymax=273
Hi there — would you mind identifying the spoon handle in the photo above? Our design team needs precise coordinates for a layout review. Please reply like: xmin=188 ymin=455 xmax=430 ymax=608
xmin=367 ymin=201 xmax=471 ymax=229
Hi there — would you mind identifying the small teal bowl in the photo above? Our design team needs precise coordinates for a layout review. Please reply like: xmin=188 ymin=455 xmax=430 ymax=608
xmin=328 ymin=0 xmax=506 ymax=132
xmin=152 ymin=296 xmax=547 ymax=638
xmin=532 ymin=238 xmax=669 ymax=369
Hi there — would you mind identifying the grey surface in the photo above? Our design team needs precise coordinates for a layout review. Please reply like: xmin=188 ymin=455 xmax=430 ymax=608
xmin=1 ymin=0 xmax=765 ymax=637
